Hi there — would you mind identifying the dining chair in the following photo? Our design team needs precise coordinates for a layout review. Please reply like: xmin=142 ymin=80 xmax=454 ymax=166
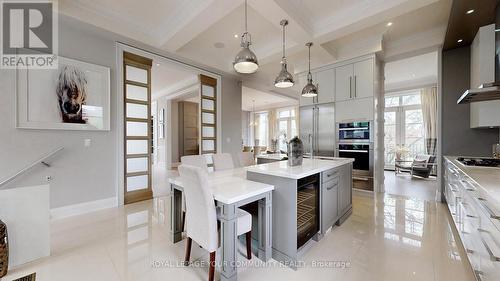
xmin=212 ymin=153 xmax=235 ymax=171
xmin=181 ymin=155 xmax=209 ymax=171
xmin=238 ymin=151 xmax=255 ymax=167
xmin=178 ymin=165 xmax=252 ymax=281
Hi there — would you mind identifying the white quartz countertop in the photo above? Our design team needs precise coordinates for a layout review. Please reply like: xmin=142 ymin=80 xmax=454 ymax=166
xmin=246 ymin=158 xmax=354 ymax=179
xmin=256 ymin=153 xmax=288 ymax=160
xmin=445 ymin=156 xmax=500 ymax=207
xmin=169 ymin=168 xmax=274 ymax=205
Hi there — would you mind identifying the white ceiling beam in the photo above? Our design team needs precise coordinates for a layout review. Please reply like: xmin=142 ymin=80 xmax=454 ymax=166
xmin=158 ymin=0 xmax=241 ymax=52
xmin=313 ymin=0 xmax=440 ymax=44
xmin=247 ymin=0 xmax=335 ymax=66
xmin=255 ymin=0 xmax=441 ymax=66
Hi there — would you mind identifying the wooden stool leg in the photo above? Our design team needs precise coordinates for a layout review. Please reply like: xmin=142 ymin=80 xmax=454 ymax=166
xmin=246 ymin=231 xmax=252 ymax=260
xmin=184 ymin=237 xmax=192 ymax=266
xmin=208 ymin=251 xmax=216 ymax=281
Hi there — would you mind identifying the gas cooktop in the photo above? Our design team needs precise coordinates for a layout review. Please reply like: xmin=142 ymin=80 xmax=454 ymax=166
xmin=457 ymin=157 xmax=500 ymax=168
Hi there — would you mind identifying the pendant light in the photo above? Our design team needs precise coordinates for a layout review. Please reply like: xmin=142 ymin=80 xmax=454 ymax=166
xmin=274 ymin=19 xmax=294 ymax=88
xmin=233 ymin=0 xmax=259 ymax=74
xmin=301 ymin=42 xmax=318 ymax=97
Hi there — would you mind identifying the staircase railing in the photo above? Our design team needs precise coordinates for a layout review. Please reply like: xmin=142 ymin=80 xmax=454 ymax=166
xmin=0 ymin=147 xmax=64 ymax=189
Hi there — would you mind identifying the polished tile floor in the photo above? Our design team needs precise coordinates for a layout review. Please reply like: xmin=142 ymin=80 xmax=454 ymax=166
xmin=4 ymin=193 xmax=475 ymax=281
xmin=384 ymin=171 xmax=439 ymax=202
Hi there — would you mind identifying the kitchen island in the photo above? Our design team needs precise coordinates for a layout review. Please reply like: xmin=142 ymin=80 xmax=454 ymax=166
xmin=246 ymin=158 xmax=354 ymax=267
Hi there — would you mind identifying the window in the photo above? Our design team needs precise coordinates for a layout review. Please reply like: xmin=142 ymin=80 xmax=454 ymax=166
xmin=384 ymin=90 xmax=425 ymax=169
xmin=276 ymin=108 xmax=298 ymax=152
xmin=254 ymin=112 xmax=269 ymax=147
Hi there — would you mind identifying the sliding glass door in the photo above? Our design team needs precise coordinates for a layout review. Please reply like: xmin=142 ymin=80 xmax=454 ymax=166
xmin=123 ymin=52 xmax=153 ymax=204
xmin=384 ymin=91 xmax=425 ymax=169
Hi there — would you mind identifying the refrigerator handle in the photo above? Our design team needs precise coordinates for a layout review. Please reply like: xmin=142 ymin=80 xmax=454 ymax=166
xmin=315 ymin=106 xmax=319 ymax=155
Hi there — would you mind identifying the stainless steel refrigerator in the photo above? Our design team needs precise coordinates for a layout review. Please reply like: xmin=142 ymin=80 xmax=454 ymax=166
xmin=299 ymin=103 xmax=335 ymax=157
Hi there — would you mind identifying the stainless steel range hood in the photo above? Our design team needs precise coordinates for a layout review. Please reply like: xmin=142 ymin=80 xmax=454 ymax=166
xmin=457 ymin=82 xmax=500 ymax=104
xmin=458 ymin=5 xmax=500 ymax=104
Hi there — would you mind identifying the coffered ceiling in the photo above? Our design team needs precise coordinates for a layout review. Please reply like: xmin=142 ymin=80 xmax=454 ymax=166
xmin=59 ymin=0 xmax=452 ymax=99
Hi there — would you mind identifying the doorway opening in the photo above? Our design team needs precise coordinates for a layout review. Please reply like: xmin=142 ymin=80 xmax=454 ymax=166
xmin=383 ymin=52 xmax=439 ymax=201
xmin=118 ymin=44 xmax=221 ymax=205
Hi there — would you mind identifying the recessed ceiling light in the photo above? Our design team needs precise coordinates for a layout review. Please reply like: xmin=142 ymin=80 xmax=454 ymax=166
xmin=234 ymin=34 xmax=239 ymax=38
xmin=386 ymin=22 xmax=393 ymax=27
xmin=466 ymin=9 xmax=474 ymax=14
xmin=156 ymin=63 xmax=160 ymax=66
xmin=457 ymin=39 xmax=463 ymax=43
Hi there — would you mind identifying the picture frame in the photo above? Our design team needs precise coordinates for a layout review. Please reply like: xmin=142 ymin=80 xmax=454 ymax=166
xmin=16 ymin=56 xmax=111 ymax=131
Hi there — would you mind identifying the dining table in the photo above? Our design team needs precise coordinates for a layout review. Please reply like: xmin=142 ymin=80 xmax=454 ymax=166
xmin=169 ymin=167 xmax=274 ymax=281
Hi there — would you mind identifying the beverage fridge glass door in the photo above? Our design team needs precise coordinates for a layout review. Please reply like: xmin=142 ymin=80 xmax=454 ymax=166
xmin=316 ymin=104 xmax=335 ymax=157
xmin=300 ymin=106 xmax=315 ymax=156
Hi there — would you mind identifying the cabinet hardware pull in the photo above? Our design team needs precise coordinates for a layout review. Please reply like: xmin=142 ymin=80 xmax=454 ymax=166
xmin=477 ymin=198 xmax=500 ymax=220
xmin=354 ymin=75 xmax=357 ymax=98
xmin=478 ymin=229 xmax=500 ymax=262
xmin=349 ymin=76 xmax=352 ymax=99
xmin=326 ymin=183 xmax=338 ymax=190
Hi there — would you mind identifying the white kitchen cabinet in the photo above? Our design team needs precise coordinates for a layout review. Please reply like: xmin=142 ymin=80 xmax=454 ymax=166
xmin=316 ymin=68 xmax=335 ymax=104
xmin=335 ymin=98 xmax=374 ymax=122
xmin=335 ymin=64 xmax=353 ymax=101
xmin=335 ymin=58 xmax=374 ymax=101
xmin=353 ymin=59 xmax=374 ymax=99
xmin=470 ymin=24 xmax=500 ymax=128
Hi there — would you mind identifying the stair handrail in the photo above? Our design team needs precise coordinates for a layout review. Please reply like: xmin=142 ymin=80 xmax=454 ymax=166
xmin=0 ymin=146 xmax=64 ymax=189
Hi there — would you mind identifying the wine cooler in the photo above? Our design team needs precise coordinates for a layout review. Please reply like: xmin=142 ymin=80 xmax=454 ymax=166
xmin=297 ymin=174 xmax=319 ymax=249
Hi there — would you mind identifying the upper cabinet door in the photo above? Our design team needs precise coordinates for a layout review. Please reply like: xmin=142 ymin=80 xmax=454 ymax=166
xmin=335 ymin=64 xmax=353 ymax=102
xmin=316 ymin=68 xmax=335 ymax=104
xmin=353 ymin=59 xmax=374 ymax=99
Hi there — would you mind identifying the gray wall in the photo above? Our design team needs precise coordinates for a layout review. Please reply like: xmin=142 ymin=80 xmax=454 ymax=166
xmin=0 ymin=16 xmax=117 ymax=208
xmin=0 ymin=15 xmax=242 ymax=209
xmin=221 ymin=79 xmax=243 ymax=159
xmin=441 ymin=46 xmax=499 ymax=157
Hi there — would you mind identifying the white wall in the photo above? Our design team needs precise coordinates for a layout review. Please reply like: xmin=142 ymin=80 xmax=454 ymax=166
xmin=221 ymin=79 xmax=242 ymax=158
xmin=0 ymin=16 xmax=117 ymax=208
xmin=0 ymin=15 xmax=242 ymax=210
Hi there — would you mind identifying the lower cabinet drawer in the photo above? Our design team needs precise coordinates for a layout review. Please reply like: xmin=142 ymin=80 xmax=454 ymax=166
xmin=322 ymin=168 xmax=339 ymax=183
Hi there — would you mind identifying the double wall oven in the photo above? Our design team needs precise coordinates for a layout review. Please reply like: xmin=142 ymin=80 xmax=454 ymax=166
xmin=336 ymin=121 xmax=374 ymax=191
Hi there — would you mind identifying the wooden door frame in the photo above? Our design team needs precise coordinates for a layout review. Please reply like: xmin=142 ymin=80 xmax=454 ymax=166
xmin=116 ymin=43 xmax=222 ymax=205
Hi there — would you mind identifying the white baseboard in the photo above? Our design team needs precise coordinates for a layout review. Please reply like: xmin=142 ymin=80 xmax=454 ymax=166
xmin=50 ymin=197 xmax=117 ymax=220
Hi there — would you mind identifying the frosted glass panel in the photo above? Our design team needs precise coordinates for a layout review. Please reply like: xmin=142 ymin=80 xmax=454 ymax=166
xmin=202 ymin=112 xmax=215 ymax=124
xmin=127 ymin=157 xmax=148 ymax=173
xmin=204 ymin=154 xmax=213 ymax=164
xmin=203 ymin=140 xmax=215 ymax=151
xmin=127 ymin=140 xmax=148 ymax=154
xmin=126 ymin=103 xmax=148 ymax=119
xmin=202 ymin=126 xmax=215 ymax=138
xmin=127 ymin=175 xmax=148 ymax=192
xmin=202 ymin=99 xmax=214 ymax=111
xmin=202 ymin=85 xmax=214 ymax=97
xmin=127 ymin=121 xmax=148 ymax=136
xmin=126 ymin=65 xmax=147 ymax=84
xmin=126 ymin=84 xmax=148 ymax=101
